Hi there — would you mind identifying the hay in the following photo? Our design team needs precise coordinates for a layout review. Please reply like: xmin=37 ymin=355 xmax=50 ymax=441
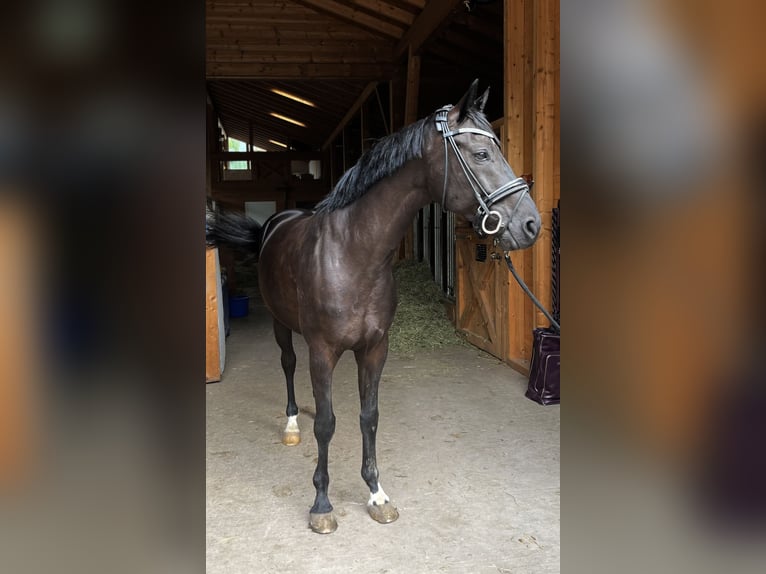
xmin=389 ymin=260 xmax=468 ymax=355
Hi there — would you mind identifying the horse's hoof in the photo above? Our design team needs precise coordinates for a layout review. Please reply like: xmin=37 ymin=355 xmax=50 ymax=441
xmin=282 ymin=431 xmax=301 ymax=446
xmin=367 ymin=502 xmax=399 ymax=524
xmin=309 ymin=512 xmax=338 ymax=534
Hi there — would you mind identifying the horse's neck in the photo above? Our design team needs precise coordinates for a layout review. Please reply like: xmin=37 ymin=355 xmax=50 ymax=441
xmin=331 ymin=161 xmax=430 ymax=262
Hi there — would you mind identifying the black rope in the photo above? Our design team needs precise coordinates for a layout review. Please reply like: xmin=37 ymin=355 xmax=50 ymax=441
xmin=504 ymin=252 xmax=560 ymax=333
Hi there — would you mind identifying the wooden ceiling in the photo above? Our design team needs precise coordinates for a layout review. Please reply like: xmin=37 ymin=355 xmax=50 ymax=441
xmin=206 ymin=0 xmax=504 ymax=151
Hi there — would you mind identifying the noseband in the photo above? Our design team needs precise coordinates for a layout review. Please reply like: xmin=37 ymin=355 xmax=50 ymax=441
xmin=435 ymin=105 xmax=530 ymax=236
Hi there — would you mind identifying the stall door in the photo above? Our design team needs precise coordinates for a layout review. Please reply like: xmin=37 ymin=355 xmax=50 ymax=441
xmin=455 ymin=231 xmax=504 ymax=359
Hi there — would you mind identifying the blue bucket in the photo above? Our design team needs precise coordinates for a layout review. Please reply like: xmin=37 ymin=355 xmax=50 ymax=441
xmin=229 ymin=295 xmax=249 ymax=318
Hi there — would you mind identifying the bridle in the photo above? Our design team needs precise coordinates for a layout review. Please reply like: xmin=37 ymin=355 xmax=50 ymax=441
xmin=435 ymin=105 xmax=531 ymax=236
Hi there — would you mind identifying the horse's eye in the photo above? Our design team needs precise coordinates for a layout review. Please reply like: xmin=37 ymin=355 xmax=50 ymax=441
xmin=474 ymin=150 xmax=489 ymax=161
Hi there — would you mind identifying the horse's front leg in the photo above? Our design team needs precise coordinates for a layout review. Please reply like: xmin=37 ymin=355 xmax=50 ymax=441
xmin=354 ymin=334 xmax=399 ymax=524
xmin=308 ymin=344 xmax=340 ymax=534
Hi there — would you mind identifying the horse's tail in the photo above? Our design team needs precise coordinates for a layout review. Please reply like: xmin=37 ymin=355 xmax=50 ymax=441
xmin=206 ymin=210 xmax=262 ymax=255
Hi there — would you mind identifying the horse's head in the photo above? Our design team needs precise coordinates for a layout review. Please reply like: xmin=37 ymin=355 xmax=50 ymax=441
xmin=426 ymin=80 xmax=541 ymax=251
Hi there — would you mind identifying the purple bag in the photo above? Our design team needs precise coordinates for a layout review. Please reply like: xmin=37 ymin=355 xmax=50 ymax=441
xmin=526 ymin=328 xmax=560 ymax=405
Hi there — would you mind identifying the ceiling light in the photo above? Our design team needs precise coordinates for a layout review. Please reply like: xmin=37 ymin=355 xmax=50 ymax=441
xmin=271 ymin=88 xmax=315 ymax=107
xmin=268 ymin=139 xmax=288 ymax=148
xmin=270 ymin=112 xmax=306 ymax=127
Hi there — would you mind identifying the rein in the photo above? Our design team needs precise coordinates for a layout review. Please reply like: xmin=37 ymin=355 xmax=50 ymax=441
xmin=504 ymin=251 xmax=561 ymax=333
xmin=435 ymin=105 xmax=530 ymax=236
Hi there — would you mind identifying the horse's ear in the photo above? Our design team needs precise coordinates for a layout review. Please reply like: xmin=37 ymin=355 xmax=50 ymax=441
xmin=475 ymin=86 xmax=490 ymax=113
xmin=455 ymin=78 xmax=480 ymax=123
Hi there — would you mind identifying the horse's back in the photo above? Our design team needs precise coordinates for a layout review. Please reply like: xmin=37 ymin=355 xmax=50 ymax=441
xmin=260 ymin=209 xmax=313 ymax=254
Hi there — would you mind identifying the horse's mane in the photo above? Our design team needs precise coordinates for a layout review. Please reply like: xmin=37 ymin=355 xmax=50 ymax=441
xmin=315 ymin=108 xmax=493 ymax=213
xmin=315 ymin=115 xmax=429 ymax=213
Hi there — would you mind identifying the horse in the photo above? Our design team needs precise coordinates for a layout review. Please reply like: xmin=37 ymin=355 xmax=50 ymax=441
xmin=209 ymin=80 xmax=541 ymax=534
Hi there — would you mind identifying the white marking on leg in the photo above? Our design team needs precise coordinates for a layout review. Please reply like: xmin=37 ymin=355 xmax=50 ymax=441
xmin=368 ymin=483 xmax=389 ymax=506
xmin=285 ymin=415 xmax=299 ymax=434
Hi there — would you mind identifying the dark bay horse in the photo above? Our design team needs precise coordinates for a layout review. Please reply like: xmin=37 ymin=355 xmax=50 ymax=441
xmin=209 ymin=80 xmax=541 ymax=534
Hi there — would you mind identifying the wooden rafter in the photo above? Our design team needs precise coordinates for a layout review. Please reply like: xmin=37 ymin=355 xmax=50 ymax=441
xmin=335 ymin=0 xmax=416 ymax=26
xmin=394 ymin=0 xmax=462 ymax=57
xmin=207 ymin=62 xmax=395 ymax=79
xmin=208 ymin=49 xmax=391 ymax=65
xmin=208 ymin=22 xmax=379 ymax=36
xmin=292 ymin=0 xmax=406 ymax=39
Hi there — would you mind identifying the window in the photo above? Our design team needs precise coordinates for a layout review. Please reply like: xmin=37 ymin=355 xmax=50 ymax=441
xmin=226 ymin=137 xmax=249 ymax=171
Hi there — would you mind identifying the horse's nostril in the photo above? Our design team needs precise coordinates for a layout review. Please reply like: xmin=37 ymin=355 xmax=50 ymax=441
xmin=524 ymin=217 xmax=540 ymax=239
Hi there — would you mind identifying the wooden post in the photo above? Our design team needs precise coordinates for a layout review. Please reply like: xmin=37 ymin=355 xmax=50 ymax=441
xmin=401 ymin=46 xmax=421 ymax=259
xmin=531 ymin=0 xmax=559 ymax=328
xmin=361 ymin=97 xmax=368 ymax=154
xmin=503 ymin=0 xmax=536 ymax=369
xmin=404 ymin=46 xmax=421 ymax=125
xmin=390 ymin=70 xmax=406 ymax=133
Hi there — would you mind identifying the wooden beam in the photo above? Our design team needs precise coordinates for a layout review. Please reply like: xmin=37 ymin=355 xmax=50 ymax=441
xmin=206 ymin=61 xmax=395 ymax=79
xmin=531 ymin=0 xmax=559 ymax=328
xmin=206 ymin=0 xmax=315 ymax=8
xmin=403 ymin=46 xmax=420 ymax=124
xmin=401 ymin=45 xmax=420 ymax=260
xmin=206 ymin=38 xmax=394 ymax=53
xmin=212 ymin=151 xmax=324 ymax=161
xmin=384 ymin=0 xmax=427 ymax=13
xmin=394 ymin=0 xmax=461 ymax=57
xmin=207 ymin=49 xmax=391 ymax=64
xmin=292 ymin=0 xmax=406 ymax=39
xmin=207 ymin=22 xmax=380 ymax=36
xmin=322 ymin=81 xmax=378 ymax=149
xmin=503 ymin=0 xmax=535 ymax=364
xmin=344 ymin=0 xmax=416 ymax=26
xmin=208 ymin=26 xmax=372 ymax=40
xmin=389 ymin=67 xmax=406 ymax=132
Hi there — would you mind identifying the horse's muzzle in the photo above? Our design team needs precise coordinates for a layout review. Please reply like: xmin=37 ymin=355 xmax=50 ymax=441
xmin=522 ymin=213 xmax=541 ymax=242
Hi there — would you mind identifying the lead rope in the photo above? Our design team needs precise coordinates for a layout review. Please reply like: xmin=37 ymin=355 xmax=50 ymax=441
xmin=504 ymin=252 xmax=561 ymax=333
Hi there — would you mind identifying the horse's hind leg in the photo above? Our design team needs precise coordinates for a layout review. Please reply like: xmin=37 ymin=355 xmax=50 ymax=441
xmin=308 ymin=344 xmax=340 ymax=534
xmin=354 ymin=334 xmax=399 ymax=524
xmin=274 ymin=318 xmax=300 ymax=446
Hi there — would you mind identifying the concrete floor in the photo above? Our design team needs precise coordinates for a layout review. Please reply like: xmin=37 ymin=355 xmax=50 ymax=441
xmin=207 ymin=303 xmax=560 ymax=574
